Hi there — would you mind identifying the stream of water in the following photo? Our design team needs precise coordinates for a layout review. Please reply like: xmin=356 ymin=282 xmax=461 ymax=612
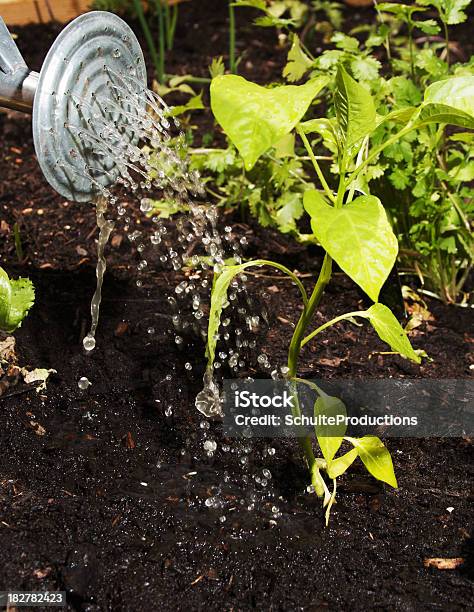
xmin=59 ymin=66 xmax=287 ymax=516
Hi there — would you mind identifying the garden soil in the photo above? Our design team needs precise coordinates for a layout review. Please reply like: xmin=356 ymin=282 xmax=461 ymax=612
xmin=0 ymin=2 xmax=473 ymax=610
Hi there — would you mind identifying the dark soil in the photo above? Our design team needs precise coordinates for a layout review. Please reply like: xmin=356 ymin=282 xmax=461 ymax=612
xmin=0 ymin=2 xmax=473 ymax=611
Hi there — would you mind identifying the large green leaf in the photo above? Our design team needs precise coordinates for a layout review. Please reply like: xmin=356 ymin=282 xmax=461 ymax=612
xmin=210 ymin=75 xmax=329 ymax=170
xmin=363 ymin=303 xmax=421 ymax=363
xmin=304 ymin=192 xmax=398 ymax=301
xmin=0 ymin=267 xmax=35 ymax=333
xmin=334 ymin=65 xmax=376 ymax=148
xmin=314 ymin=392 xmax=346 ymax=465
xmin=418 ymin=76 xmax=474 ymax=129
xmin=346 ymin=436 xmax=398 ymax=488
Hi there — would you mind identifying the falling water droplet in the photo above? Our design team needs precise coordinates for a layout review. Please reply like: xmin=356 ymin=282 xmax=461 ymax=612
xmin=78 ymin=377 xmax=91 ymax=390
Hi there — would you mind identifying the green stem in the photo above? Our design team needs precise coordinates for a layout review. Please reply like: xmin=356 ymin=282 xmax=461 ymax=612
xmin=345 ymin=123 xmax=418 ymax=191
xmin=164 ymin=0 xmax=171 ymax=48
xmin=169 ymin=5 xmax=178 ymax=49
xmin=229 ymin=1 xmax=237 ymax=74
xmin=157 ymin=0 xmax=166 ymax=84
xmin=235 ymin=259 xmax=308 ymax=306
xmin=301 ymin=310 xmax=363 ymax=347
xmin=296 ymin=125 xmax=335 ymax=203
xmin=133 ymin=0 xmax=161 ymax=81
xmin=287 ymin=254 xmax=333 ymax=496
xmin=408 ymin=23 xmax=415 ymax=79
xmin=287 ymin=254 xmax=332 ymax=378
xmin=443 ymin=20 xmax=450 ymax=66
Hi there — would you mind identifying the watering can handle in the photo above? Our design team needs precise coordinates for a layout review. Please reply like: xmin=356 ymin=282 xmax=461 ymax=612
xmin=0 ymin=17 xmax=38 ymax=113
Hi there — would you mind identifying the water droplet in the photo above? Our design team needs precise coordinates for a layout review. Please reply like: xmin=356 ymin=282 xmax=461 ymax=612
xmin=83 ymin=335 xmax=96 ymax=351
xmin=203 ymin=439 xmax=217 ymax=453
xmin=78 ymin=376 xmax=91 ymax=390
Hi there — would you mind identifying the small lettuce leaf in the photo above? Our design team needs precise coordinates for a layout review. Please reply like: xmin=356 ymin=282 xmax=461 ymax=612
xmin=0 ymin=267 xmax=35 ymax=333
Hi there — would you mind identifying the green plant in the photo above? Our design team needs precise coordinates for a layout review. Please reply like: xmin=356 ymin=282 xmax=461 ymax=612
xmin=203 ymin=66 xmax=473 ymax=519
xmin=189 ymin=141 xmax=329 ymax=236
xmin=94 ymin=0 xmax=179 ymax=84
xmin=271 ymin=1 xmax=474 ymax=302
xmin=0 ymin=267 xmax=35 ymax=333
xmin=229 ymin=1 xmax=237 ymax=73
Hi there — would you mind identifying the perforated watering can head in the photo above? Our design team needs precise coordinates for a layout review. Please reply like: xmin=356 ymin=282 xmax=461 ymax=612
xmin=0 ymin=11 xmax=147 ymax=202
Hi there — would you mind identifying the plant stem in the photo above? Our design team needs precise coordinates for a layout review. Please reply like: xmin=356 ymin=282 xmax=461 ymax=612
xmin=344 ymin=123 xmax=417 ymax=190
xmin=287 ymin=254 xmax=333 ymax=495
xmin=408 ymin=23 xmax=415 ymax=79
xmin=132 ymin=0 xmax=161 ymax=82
xmin=296 ymin=125 xmax=335 ymax=203
xmin=169 ymin=4 xmax=178 ymax=49
xmin=443 ymin=20 xmax=450 ymax=65
xmin=288 ymin=254 xmax=333 ymax=378
xmin=156 ymin=0 xmax=166 ymax=84
xmin=301 ymin=310 xmax=363 ymax=347
xmin=229 ymin=1 xmax=237 ymax=74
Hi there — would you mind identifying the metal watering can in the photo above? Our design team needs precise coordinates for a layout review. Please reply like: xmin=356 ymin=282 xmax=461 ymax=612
xmin=0 ymin=11 xmax=147 ymax=202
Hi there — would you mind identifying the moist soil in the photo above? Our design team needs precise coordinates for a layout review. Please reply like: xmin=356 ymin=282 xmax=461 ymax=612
xmin=0 ymin=2 xmax=473 ymax=610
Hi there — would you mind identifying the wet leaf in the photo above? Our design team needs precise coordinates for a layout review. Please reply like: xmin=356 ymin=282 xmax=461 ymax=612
xmin=327 ymin=448 xmax=358 ymax=479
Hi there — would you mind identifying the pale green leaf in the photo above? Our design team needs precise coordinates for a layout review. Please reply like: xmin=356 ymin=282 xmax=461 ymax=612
xmin=334 ymin=65 xmax=376 ymax=147
xmin=326 ymin=448 xmax=358 ymax=479
xmin=346 ymin=435 xmax=398 ymax=488
xmin=274 ymin=192 xmax=303 ymax=233
xmin=274 ymin=133 xmax=295 ymax=158
xmin=418 ymin=76 xmax=474 ymax=129
xmin=170 ymin=92 xmax=205 ymax=117
xmin=418 ymin=0 xmax=471 ymax=24
xmin=283 ymin=35 xmax=313 ymax=82
xmin=314 ymin=393 xmax=347 ymax=465
xmin=210 ymin=75 xmax=329 ymax=170
xmin=0 ymin=267 xmax=35 ymax=333
xmin=303 ymin=193 xmax=398 ymax=301
xmin=364 ymin=303 xmax=421 ymax=363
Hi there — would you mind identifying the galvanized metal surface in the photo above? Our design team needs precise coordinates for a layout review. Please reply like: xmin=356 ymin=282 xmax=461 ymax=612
xmin=32 ymin=11 xmax=147 ymax=202
xmin=0 ymin=11 xmax=147 ymax=202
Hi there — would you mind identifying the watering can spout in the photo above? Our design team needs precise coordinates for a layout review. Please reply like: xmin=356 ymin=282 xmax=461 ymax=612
xmin=0 ymin=17 xmax=38 ymax=113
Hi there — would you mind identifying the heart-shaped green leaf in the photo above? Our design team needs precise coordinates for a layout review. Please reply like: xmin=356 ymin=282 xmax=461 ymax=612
xmin=304 ymin=192 xmax=398 ymax=301
xmin=210 ymin=75 xmax=329 ymax=170
xmin=417 ymin=75 xmax=474 ymax=129
xmin=334 ymin=65 xmax=376 ymax=147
